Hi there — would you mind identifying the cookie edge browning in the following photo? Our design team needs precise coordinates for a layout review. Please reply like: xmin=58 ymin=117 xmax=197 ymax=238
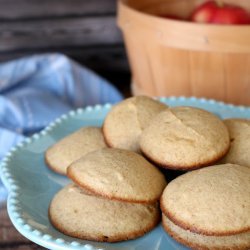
xmin=48 ymin=200 xmax=161 ymax=243
xmin=162 ymin=214 xmax=250 ymax=250
xmin=44 ymin=150 xmax=66 ymax=175
xmin=102 ymin=124 xmax=116 ymax=149
xmin=160 ymin=193 xmax=250 ymax=237
xmin=141 ymin=143 xmax=230 ymax=171
xmin=44 ymin=127 xmax=107 ymax=175
xmin=67 ymin=166 xmax=161 ymax=204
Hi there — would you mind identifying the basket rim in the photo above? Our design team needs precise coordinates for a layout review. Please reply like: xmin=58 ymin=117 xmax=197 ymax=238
xmin=118 ymin=0 xmax=250 ymax=53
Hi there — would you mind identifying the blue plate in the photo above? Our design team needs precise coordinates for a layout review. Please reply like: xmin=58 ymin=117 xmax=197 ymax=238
xmin=1 ymin=97 xmax=250 ymax=250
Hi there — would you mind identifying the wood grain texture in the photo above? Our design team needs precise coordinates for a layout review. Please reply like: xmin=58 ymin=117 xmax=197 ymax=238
xmin=0 ymin=0 xmax=130 ymax=78
xmin=119 ymin=0 xmax=250 ymax=105
xmin=0 ymin=0 xmax=116 ymax=20
xmin=0 ymin=205 xmax=46 ymax=249
xmin=0 ymin=16 xmax=122 ymax=51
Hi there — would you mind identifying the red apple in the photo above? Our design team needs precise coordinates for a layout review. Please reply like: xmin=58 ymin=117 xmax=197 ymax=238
xmin=212 ymin=5 xmax=250 ymax=24
xmin=190 ymin=1 xmax=216 ymax=23
xmin=190 ymin=1 xmax=250 ymax=25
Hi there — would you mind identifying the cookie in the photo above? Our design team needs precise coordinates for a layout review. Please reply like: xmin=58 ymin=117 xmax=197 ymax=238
xmin=45 ymin=127 xmax=106 ymax=175
xmin=103 ymin=96 xmax=167 ymax=152
xmin=162 ymin=214 xmax=250 ymax=250
xmin=49 ymin=184 xmax=160 ymax=242
xmin=161 ymin=164 xmax=250 ymax=236
xmin=67 ymin=148 xmax=167 ymax=203
xmin=221 ymin=119 xmax=250 ymax=168
xmin=140 ymin=106 xmax=230 ymax=170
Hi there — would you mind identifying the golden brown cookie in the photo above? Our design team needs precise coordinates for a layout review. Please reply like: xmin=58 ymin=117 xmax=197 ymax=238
xmin=161 ymin=164 xmax=250 ymax=236
xmin=49 ymin=184 xmax=160 ymax=242
xmin=221 ymin=119 xmax=250 ymax=168
xmin=67 ymin=148 xmax=167 ymax=203
xmin=45 ymin=127 xmax=106 ymax=175
xmin=103 ymin=96 xmax=167 ymax=152
xmin=140 ymin=106 xmax=230 ymax=170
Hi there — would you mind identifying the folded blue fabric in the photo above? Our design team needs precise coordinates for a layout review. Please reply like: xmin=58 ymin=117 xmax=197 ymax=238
xmin=0 ymin=53 xmax=123 ymax=204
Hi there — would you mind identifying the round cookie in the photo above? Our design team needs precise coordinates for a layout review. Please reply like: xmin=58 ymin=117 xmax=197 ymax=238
xmin=140 ymin=106 xmax=230 ymax=170
xmin=103 ymin=96 xmax=167 ymax=152
xmin=67 ymin=148 xmax=167 ymax=203
xmin=161 ymin=164 xmax=250 ymax=236
xmin=49 ymin=184 xmax=160 ymax=242
xmin=221 ymin=119 xmax=250 ymax=168
xmin=162 ymin=214 xmax=250 ymax=250
xmin=45 ymin=127 xmax=106 ymax=175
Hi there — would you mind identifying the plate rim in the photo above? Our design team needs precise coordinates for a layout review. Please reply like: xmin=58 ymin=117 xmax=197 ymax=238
xmin=1 ymin=96 xmax=250 ymax=250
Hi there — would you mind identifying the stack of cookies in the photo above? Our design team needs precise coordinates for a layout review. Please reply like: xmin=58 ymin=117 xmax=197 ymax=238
xmin=161 ymin=164 xmax=250 ymax=250
xmin=49 ymin=148 xmax=166 ymax=242
xmin=45 ymin=96 xmax=250 ymax=248
xmin=103 ymin=95 xmax=167 ymax=152
xmin=47 ymin=96 xmax=168 ymax=242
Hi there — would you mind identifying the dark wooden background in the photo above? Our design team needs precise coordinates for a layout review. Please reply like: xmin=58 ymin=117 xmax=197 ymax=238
xmin=0 ymin=1 xmax=131 ymax=249
xmin=0 ymin=0 xmax=131 ymax=94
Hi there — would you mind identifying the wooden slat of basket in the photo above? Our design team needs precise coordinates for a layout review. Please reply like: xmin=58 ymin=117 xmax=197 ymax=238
xmin=189 ymin=51 xmax=225 ymax=101
xmin=150 ymin=45 xmax=191 ymax=96
xmin=224 ymin=53 xmax=250 ymax=105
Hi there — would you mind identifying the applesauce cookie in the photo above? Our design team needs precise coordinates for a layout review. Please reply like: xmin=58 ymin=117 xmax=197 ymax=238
xmin=49 ymin=184 xmax=160 ymax=242
xmin=161 ymin=164 xmax=250 ymax=236
xmin=45 ymin=127 xmax=106 ymax=175
xmin=140 ymin=106 xmax=230 ymax=170
xmin=103 ymin=96 xmax=167 ymax=152
xmin=67 ymin=148 xmax=167 ymax=203
xmin=221 ymin=119 xmax=250 ymax=168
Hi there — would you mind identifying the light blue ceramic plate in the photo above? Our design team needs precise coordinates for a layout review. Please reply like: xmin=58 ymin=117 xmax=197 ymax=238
xmin=1 ymin=97 xmax=250 ymax=250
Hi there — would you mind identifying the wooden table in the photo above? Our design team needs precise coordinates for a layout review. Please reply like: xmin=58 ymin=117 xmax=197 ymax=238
xmin=0 ymin=204 xmax=46 ymax=249
xmin=0 ymin=0 xmax=129 ymax=77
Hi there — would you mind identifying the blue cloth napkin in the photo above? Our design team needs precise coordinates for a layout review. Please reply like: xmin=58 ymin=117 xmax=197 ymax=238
xmin=0 ymin=53 xmax=123 ymax=204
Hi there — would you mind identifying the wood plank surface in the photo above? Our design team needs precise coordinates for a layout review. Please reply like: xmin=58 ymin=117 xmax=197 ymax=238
xmin=0 ymin=0 xmax=129 ymax=75
xmin=0 ymin=204 xmax=46 ymax=249
xmin=0 ymin=16 xmax=122 ymax=51
xmin=0 ymin=0 xmax=129 ymax=84
xmin=0 ymin=0 xmax=116 ymax=20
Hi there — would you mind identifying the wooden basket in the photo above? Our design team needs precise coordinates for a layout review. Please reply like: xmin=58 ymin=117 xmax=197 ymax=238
xmin=118 ymin=0 xmax=250 ymax=106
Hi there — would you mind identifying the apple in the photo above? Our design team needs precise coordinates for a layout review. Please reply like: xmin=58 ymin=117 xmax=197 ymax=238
xmin=212 ymin=4 xmax=250 ymax=24
xmin=190 ymin=1 xmax=250 ymax=25
xmin=190 ymin=1 xmax=216 ymax=23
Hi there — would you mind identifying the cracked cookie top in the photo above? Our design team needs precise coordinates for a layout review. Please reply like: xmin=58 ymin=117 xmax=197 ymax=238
xmin=140 ymin=106 xmax=230 ymax=170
